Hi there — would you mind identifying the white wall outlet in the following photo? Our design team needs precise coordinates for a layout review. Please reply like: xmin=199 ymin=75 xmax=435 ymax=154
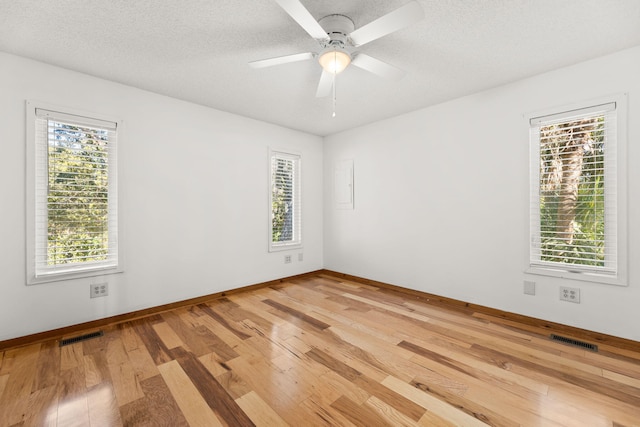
xmin=524 ymin=280 xmax=535 ymax=295
xmin=284 ymin=255 xmax=292 ymax=264
xmin=559 ymin=286 xmax=580 ymax=303
xmin=90 ymin=282 xmax=109 ymax=298
xmin=298 ymin=253 xmax=303 ymax=262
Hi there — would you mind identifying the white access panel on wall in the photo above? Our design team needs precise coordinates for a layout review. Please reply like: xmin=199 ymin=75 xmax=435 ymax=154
xmin=334 ymin=159 xmax=354 ymax=209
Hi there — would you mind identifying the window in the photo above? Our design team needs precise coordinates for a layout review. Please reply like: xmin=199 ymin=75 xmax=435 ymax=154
xmin=26 ymin=102 xmax=120 ymax=284
xmin=528 ymin=96 xmax=626 ymax=285
xmin=269 ymin=150 xmax=301 ymax=251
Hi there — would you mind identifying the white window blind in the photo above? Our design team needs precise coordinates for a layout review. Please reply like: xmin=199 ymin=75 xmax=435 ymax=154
xmin=269 ymin=150 xmax=301 ymax=251
xmin=28 ymin=105 xmax=119 ymax=283
xmin=529 ymin=102 xmax=617 ymax=277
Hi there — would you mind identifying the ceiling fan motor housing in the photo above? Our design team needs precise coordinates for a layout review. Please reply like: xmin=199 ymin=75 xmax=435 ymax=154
xmin=318 ymin=14 xmax=355 ymax=49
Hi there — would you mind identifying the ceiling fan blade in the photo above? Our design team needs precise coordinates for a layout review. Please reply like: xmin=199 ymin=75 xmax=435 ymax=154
xmin=249 ymin=52 xmax=314 ymax=69
xmin=274 ymin=0 xmax=330 ymax=41
xmin=316 ymin=70 xmax=333 ymax=97
xmin=348 ymin=1 xmax=424 ymax=47
xmin=351 ymin=54 xmax=406 ymax=80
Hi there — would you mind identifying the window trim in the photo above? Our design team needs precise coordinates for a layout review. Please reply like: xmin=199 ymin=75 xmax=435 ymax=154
xmin=525 ymin=94 xmax=628 ymax=286
xmin=268 ymin=148 xmax=302 ymax=252
xmin=26 ymin=100 xmax=122 ymax=285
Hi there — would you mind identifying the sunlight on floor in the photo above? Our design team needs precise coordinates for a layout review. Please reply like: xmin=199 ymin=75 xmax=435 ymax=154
xmin=48 ymin=384 xmax=116 ymax=426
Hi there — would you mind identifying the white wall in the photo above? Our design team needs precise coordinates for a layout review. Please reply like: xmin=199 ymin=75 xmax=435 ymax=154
xmin=324 ymin=46 xmax=640 ymax=342
xmin=0 ymin=52 xmax=323 ymax=341
xmin=3 ymin=45 xmax=640 ymax=344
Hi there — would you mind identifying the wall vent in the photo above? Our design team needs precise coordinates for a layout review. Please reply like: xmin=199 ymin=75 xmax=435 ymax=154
xmin=550 ymin=334 xmax=598 ymax=352
xmin=59 ymin=331 xmax=104 ymax=347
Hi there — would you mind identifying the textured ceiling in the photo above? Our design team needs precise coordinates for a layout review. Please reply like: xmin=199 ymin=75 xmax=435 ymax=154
xmin=1 ymin=0 xmax=640 ymax=136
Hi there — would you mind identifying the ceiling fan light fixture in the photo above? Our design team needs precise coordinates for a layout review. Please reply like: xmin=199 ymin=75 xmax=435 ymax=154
xmin=318 ymin=47 xmax=351 ymax=74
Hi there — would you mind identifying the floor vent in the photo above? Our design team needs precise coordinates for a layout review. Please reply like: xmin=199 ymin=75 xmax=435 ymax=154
xmin=59 ymin=331 xmax=104 ymax=347
xmin=550 ymin=334 xmax=598 ymax=352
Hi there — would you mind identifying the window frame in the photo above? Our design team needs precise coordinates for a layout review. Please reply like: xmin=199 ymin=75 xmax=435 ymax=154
xmin=525 ymin=94 xmax=628 ymax=286
xmin=26 ymin=100 xmax=122 ymax=285
xmin=268 ymin=148 xmax=302 ymax=252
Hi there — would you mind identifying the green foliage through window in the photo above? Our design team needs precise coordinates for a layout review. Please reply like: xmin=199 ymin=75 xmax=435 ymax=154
xmin=47 ymin=120 xmax=110 ymax=265
xmin=538 ymin=115 xmax=605 ymax=267
xmin=270 ymin=151 xmax=300 ymax=249
xmin=272 ymin=157 xmax=294 ymax=243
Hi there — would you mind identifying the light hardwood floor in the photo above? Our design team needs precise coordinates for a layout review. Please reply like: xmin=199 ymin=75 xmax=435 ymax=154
xmin=1 ymin=273 xmax=639 ymax=426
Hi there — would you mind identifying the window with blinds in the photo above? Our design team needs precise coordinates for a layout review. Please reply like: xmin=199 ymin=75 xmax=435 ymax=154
xmin=269 ymin=150 xmax=301 ymax=251
xmin=528 ymin=99 xmax=625 ymax=284
xmin=26 ymin=102 xmax=120 ymax=284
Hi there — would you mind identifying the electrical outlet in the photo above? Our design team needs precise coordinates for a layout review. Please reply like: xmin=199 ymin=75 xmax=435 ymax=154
xmin=559 ymin=286 xmax=580 ymax=303
xmin=90 ymin=282 xmax=109 ymax=298
xmin=298 ymin=253 xmax=304 ymax=262
xmin=524 ymin=280 xmax=535 ymax=295
xmin=284 ymin=255 xmax=292 ymax=264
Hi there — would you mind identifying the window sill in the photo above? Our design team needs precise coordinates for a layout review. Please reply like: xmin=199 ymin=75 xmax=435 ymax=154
xmin=525 ymin=265 xmax=626 ymax=287
xmin=27 ymin=265 xmax=122 ymax=285
xmin=269 ymin=243 xmax=303 ymax=253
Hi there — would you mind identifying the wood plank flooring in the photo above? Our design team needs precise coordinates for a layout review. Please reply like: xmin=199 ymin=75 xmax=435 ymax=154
xmin=1 ymin=272 xmax=639 ymax=426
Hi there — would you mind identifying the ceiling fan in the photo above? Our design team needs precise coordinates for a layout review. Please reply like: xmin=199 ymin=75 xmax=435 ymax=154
xmin=249 ymin=0 xmax=425 ymax=98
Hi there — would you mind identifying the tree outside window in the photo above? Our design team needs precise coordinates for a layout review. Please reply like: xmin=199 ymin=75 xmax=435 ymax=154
xmin=269 ymin=151 xmax=301 ymax=251
xmin=528 ymin=99 xmax=624 ymax=284
xmin=538 ymin=115 xmax=605 ymax=267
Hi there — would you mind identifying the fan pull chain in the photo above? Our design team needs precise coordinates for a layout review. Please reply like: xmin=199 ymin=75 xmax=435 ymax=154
xmin=332 ymin=49 xmax=337 ymax=118
xmin=332 ymin=72 xmax=336 ymax=117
